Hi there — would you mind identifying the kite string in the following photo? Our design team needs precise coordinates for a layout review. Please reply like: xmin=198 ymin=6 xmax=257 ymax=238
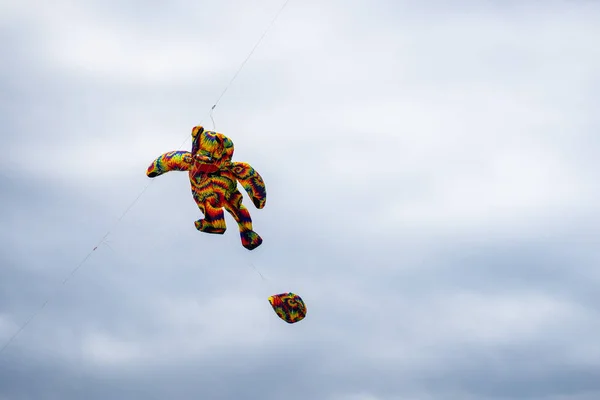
xmin=0 ymin=0 xmax=292 ymax=357
xmin=209 ymin=0 xmax=292 ymax=113
xmin=249 ymin=260 xmax=267 ymax=281
xmin=0 ymin=182 xmax=153 ymax=356
xmin=210 ymin=107 xmax=216 ymax=131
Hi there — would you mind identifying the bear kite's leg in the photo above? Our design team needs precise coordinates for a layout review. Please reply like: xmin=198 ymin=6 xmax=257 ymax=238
xmin=194 ymin=194 xmax=227 ymax=234
xmin=223 ymin=190 xmax=262 ymax=250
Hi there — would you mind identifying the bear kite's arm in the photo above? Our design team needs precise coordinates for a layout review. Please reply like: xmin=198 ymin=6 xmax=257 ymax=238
xmin=146 ymin=151 xmax=194 ymax=177
xmin=230 ymin=161 xmax=266 ymax=209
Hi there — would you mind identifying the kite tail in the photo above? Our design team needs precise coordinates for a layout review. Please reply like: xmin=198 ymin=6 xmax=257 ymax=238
xmin=229 ymin=161 xmax=266 ymax=209
xmin=146 ymin=151 xmax=194 ymax=177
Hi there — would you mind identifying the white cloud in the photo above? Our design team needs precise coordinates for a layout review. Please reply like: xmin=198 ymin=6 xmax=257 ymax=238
xmin=0 ymin=315 xmax=17 ymax=346
xmin=81 ymin=331 xmax=144 ymax=366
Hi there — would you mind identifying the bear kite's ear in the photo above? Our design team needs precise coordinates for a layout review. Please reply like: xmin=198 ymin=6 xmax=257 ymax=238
xmin=191 ymin=125 xmax=204 ymax=138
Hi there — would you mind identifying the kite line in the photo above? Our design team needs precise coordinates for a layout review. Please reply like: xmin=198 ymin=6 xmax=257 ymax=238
xmin=0 ymin=0 xmax=292 ymax=357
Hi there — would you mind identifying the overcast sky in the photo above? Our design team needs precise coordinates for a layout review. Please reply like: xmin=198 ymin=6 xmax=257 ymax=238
xmin=1 ymin=0 xmax=600 ymax=399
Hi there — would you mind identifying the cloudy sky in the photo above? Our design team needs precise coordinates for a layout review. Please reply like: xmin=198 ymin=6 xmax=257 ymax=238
xmin=1 ymin=0 xmax=600 ymax=399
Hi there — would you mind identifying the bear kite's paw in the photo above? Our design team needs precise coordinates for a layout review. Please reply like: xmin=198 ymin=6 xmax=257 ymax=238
xmin=194 ymin=219 xmax=226 ymax=234
xmin=240 ymin=230 xmax=262 ymax=250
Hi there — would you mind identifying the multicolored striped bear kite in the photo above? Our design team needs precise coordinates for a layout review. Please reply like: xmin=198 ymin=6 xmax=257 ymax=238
xmin=146 ymin=126 xmax=266 ymax=250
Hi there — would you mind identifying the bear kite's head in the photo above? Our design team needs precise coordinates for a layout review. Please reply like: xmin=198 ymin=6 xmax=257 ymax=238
xmin=190 ymin=125 xmax=235 ymax=166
